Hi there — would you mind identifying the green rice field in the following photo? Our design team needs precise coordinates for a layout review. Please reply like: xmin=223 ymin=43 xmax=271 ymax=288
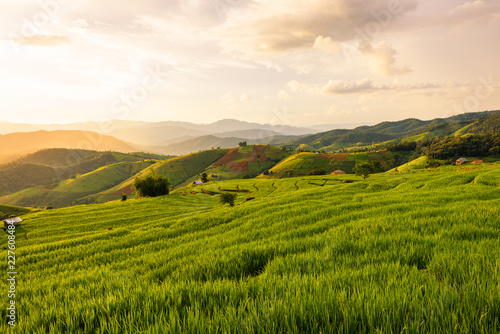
xmin=1 ymin=162 xmax=500 ymax=333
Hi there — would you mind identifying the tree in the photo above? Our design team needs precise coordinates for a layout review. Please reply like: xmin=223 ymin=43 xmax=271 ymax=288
xmin=239 ymin=141 xmax=247 ymax=147
xmin=353 ymin=162 xmax=375 ymax=180
xmin=372 ymin=161 xmax=382 ymax=172
xmin=121 ymin=194 xmax=127 ymax=201
xmin=201 ymin=173 xmax=209 ymax=183
xmin=308 ymin=167 xmax=326 ymax=175
xmin=133 ymin=170 xmax=170 ymax=198
xmin=220 ymin=193 xmax=237 ymax=206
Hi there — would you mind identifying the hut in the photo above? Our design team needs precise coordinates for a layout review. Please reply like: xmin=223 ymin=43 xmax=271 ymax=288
xmin=471 ymin=160 xmax=484 ymax=164
xmin=332 ymin=170 xmax=346 ymax=175
xmin=193 ymin=181 xmax=203 ymax=185
xmin=456 ymin=158 xmax=468 ymax=166
xmin=3 ymin=217 xmax=22 ymax=228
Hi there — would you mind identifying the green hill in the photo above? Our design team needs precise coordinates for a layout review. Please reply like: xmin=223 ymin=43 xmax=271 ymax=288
xmin=203 ymin=145 xmax=290 ymax=181
xmin=285 ymin=110 xmax=500 ymax=151
xmin=0 ymin=160 xmax=157 ymax=208
xmin=0 ymin=149 xmax=170 ymax=205
xmin=3 ymin=161 xmax=500 ymax=332
xmin=263 ymin=151 xmax=397 ymax=177
xmin=0 ymin=204 xmax=36 ymax=218
xmin=95 ymin=149 xmax=231 ymax=201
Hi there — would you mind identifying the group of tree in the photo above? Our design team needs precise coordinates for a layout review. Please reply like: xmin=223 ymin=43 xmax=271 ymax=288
xmin=308 ymin=167 xmax=326 ymax=175
xmin=388 ymin=134 xmax=500 ymax=159
xmin=133 ymin=170 xmax=170 ymax=198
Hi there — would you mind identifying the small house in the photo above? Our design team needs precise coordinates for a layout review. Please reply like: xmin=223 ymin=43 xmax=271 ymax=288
xmin=332 ymin=170 xmax=346 ymax=175
xmin=456 ymin=158 xmax=468 ymax=165
xmin=471 ymin=160 xmax=484 ymax=164
xmin=3 ymin=217 xmax=22 ymax=228
xmin=193 ymin=181 xmax=203 ymax=185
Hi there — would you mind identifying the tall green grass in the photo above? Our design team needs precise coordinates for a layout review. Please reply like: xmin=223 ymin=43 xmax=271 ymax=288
xmin=1 ymin=164 xmax=500 ymax=333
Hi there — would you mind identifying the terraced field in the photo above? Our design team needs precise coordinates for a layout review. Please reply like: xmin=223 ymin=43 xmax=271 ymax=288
xmin=263 ymin=151 xmax=394 ymax=178
xmin=3 ymin=162 xmax=500 ymax=332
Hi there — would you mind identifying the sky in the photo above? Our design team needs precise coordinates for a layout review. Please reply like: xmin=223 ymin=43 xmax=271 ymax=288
xmin=0 ymin=0 xmax=499 ymax=127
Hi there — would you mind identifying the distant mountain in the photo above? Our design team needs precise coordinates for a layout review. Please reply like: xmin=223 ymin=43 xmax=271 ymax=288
xmin=0 ymin=119 xmax=317 ymax=147
xmin=213 ymin=129 xmax=282 ymax=139
xmin=309 ymin=123 xmax=372 ymax=132
xmin=0 ymin=130 xmax=140 ymax=164
xmin=0 ymin=120 xmax=150 ymax=135
xmin=155 ymin=135 xmax=250 ymax=156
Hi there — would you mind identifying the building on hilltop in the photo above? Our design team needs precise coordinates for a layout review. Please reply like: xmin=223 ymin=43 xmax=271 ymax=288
xmin=332 ymin=170 xmax=346 ymax=175
xmin=471 ymin=160 xmax=484 ymax=164
xmin=456 ymin=158 xmax=468 ymax=165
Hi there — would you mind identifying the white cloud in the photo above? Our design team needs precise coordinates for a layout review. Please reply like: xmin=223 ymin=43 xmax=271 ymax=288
xmin=322 ymin=78 xmax=384 ymax=95
xmin=358 ymin=40 xmax=411 ymax=76
xmin=277 ymin=90 xmax=292 ymax=100
xmin=240 ymin=93 xmax=252 ymax=102
xmin=220 ymin=93 xmax=235 ymax=104
xmin=313 ymin=35 xmax=340 ymax=54
xmin=207 ymin=0 xmax=418 ymax=71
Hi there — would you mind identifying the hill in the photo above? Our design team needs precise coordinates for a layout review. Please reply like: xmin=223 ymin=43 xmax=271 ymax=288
xmin=0 ymin=150 xmax=167 ymax=197
xmin=3 ymin=161 xmax=500 ymax=332
xmin=94 ymin=145 xmax=289 ymax=202
xmin=285 ymin=110 xmax=500 ymax=152
xmin=93 ymin=148 xmax=231 ymax=202
xmin=203 ymin=145 xmax=290 ymax=180
xmin=0 ymin=149 xmax=170 ymax=208
xmin=262 ymin=151 xmax=398 ymax=177
xmin=0 ymin=130 xmax=141 ymax=164
xmin=0 ymin=160 xmax=157 ymax=208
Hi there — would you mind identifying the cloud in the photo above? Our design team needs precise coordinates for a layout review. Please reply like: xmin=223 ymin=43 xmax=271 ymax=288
xmin=208 ymin=0 xmax=418 ymax=70
xmin=322 ymin=78 xmax=384 ymax=95
xmin=289 ymin=78 xmax=442 ymax=96
xmin=305 ymin=105 xmax=371 ymax=116
xmin=313 ymin=35 xmax=340 ymax=54
xmin=446 ymin=0 xmax=500 ymax=26
xmin=220 ymin=93 xmax=235 ymax=104
xmin=10 ymin=35 xmax=70 ymax=46
xmin=287 ymin=80 xmax=307 ymax=92
xmin=240 ymin=93 xmax=252 ymax=102
xmin=358 ymin=40 xmax=411 ymax=76
xmin=277 ymin=90 xmax=292 ymax=100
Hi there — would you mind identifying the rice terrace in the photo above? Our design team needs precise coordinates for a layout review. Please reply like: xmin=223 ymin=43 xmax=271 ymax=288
xmin=2 ymin=0 xmax=500 ymax=333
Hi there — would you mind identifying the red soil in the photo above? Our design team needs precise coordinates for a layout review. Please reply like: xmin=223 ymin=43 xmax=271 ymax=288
xmin=113 ymin=185 xmax=134 ymax=196
xmin=214 ymin=148 xmax=240 ymax=165
xmin=227 ymin=161 xmax=249 ymax=172
xmin=253 ymin=145 xmax=266 ymax=155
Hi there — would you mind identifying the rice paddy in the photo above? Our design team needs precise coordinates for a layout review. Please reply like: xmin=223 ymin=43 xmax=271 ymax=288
xmin=1 ymin=162 xmax=500 ymax=333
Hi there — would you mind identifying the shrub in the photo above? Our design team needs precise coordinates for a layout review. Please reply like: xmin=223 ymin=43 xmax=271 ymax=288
xmin=308 ymin=167 xmax=326 ymax=176
xmin=121 ymin=194 xmax=127 ymax=202
xmin=45 ymin=206 xmax=54 ymax=210
xmin=220 ymin=193 xmax=237 ymax=207
xmin=133 ymin=170 xmax=170 ymax=198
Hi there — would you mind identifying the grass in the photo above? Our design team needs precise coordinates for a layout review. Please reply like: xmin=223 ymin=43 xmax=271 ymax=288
xmin=0 ymin=204 xmax=36 ymax=216
xmin=265 ymin=152 xmax=393 ymax=177
xmin=1 ymin=162 xmax=500 ymax=332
